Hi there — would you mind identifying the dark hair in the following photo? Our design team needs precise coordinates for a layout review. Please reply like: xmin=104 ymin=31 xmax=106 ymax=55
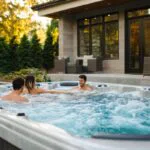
xmin=79 ymin=75 xmax=87 ymax=82
xmin=12 ymin=78 xmax=24 ymax=90
xmin=25 ymin=75 xmax=35 ymax=93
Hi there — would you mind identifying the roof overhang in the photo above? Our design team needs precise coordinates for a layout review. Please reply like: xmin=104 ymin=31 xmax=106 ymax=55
xmin=32 ymin=0 xmax=131 ymax=18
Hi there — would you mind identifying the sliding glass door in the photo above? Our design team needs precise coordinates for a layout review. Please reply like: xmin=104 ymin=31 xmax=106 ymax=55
xmin=126 ymin=8 xmax=150 ymax=73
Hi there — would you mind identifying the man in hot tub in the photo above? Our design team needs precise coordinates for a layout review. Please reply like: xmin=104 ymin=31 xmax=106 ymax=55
xmin=1 ymin=77 xmax=28 ymax=103
xmin=72 ymin=75 xmax=93 ymax=91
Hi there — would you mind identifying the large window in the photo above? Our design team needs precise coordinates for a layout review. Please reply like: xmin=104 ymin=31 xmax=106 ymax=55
xmin=78 ymin=13 xmax=119 ymax=59
xmin=79 ymin=26 xmax=90 ymax=56
xmin=128 ymin=8 xmax=150 ymax=18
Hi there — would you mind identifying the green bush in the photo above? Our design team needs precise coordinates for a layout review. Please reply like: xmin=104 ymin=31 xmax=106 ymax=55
xmin=0 ymin=68 xmax=46 ymax=82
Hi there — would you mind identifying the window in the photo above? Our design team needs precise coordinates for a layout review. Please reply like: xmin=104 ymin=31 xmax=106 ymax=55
xmin=91 ymin=16 xmax=102 ymax=24
xmin=79 ymin=26 xmax=90 ymax=56
xmin=78 ymin=13 xmax=119 ymax=59
xmin=104 ymin=14 xmax=119 ymax=59
xmin=91 ymin=25 xmax=102 ymax=57
xmin=128 ymin=8 xmax=150 ymax=18
xmin=104 ymin=14 xmax=118 ymax=22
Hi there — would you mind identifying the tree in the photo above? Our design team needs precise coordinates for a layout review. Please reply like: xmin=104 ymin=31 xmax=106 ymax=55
xmin=0 ymin=37 xmax=9 ymax=73
xmin=7 ymin=36 xmax=19 ymax=72
xmin=30 ymin=32 xmax=43 ymax=68
xmin=18 ymin=35 xmax=32 ymax=69
xmin=0 ymin=0 xmax=38 ymax=42
xmin=43 ymin=26 xmax=54 ymax=72
xmin=51 ymin=19 xmax=59 ymax=57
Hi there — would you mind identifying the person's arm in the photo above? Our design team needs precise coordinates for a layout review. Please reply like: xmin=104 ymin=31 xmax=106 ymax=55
xmin=20 ymin=97 xmax=29 ymax=102
xmin=37 ymin=88 xmax=72 ymax=94
xmin=70 ymin=86 xmax=79 ymax=91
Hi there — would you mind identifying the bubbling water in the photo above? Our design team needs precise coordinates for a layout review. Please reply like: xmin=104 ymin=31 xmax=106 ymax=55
xmin=0 ymin=83 xmax=150 ymax=138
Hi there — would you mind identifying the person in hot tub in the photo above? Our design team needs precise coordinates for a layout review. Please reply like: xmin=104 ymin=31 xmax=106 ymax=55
xmin=72 ymin=75 xmax=93 ymax=91
xmin=1 ymin=77 xmax=28 ymax=103
xmin=23 ymin=75 xmax=70 ymax=95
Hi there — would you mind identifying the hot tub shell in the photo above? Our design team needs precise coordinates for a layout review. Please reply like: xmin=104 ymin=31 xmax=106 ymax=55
xmin=0 ymin=110 xmax=150 ymax=150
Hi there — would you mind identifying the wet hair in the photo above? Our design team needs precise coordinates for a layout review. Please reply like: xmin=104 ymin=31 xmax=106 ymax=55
xmin=12 ymin=78 xmax=24 ymax=90
xmin=79 ymin=75 xmax=87 ymax=82
xmin=25 ymin=75 xmax=35 ymax=93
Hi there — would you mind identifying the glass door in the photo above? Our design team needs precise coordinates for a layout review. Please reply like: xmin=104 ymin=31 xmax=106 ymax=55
xmin=126 ymin=8 xmax=150 ymax=74
xmin=144 ymin=18 xmax=150 ymax=57
xmin=126 ymin=19 xmax=142 ymax=73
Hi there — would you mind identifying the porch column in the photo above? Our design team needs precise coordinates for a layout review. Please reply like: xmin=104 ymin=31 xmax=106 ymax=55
xmin=59 ymin=16 xmax=76 ymax=63
xmin=119 ymin=10 xmax=125 ymax=73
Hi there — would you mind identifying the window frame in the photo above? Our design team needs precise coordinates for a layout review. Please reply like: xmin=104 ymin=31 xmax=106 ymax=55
xmin=77 ymin=12 xmax=119 ymax=60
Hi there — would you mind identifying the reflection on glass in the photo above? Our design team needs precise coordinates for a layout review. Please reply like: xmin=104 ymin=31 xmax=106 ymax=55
xmin=79 ymin=27 xmax=90 ymax=56
xmin=128 ymin=8 xmax=150 ymax=18
xmin=78 ymin=13 xmax=119 ymax=59
xmin=144 ymin=19 xmax=150 ymax=57
xmin=105 ymin=22 xmax=119 ymax=59
xmin=104 ymin=14 xmax=118 ymax=22
xmin=129 ymin=20 xmax=140 ymax=69
xmin=79 ymin=19 xmax=90 ymax=26
xmin=91 ymin=25 xmax=102 ymax=57
xmin=91 ymin=16 xmax=102 ymax=24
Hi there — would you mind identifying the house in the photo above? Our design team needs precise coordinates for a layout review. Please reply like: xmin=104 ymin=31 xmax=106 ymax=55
xmin=32 ymin=0 xmax=150 ymax=74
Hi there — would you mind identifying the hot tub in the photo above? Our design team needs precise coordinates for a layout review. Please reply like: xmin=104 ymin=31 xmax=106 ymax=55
xmin=0 ymin=81 xmax=150 ymax=150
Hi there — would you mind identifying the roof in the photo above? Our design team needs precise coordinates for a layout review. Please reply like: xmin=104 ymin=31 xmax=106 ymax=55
xmin=32 ymin=0 xmax=73 ymax=11
xmin=32 ymin=0 xmax=132 ymax=18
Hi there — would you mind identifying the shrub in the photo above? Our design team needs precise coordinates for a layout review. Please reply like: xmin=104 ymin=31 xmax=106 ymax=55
xmin=0 ymin=68 xmax=46 ymax=82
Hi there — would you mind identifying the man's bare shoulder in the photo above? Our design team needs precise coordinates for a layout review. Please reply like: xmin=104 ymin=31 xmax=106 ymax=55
xmin=1 ymin=94 xmax=11 ymax=100
xmin=1 ymin=94 xmax=28 ymax=103
xmin=86 ymin=85 xmax=93 ymax=91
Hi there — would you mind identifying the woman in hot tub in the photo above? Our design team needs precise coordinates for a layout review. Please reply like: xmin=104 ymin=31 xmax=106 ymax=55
xmin=23 ymin=75 xmax=70 ymax=95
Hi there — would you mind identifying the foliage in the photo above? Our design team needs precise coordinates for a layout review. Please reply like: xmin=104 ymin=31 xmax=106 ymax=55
xmin=0 ymin=68 xmax=45 ymax=82
xmin=30 ymin=32 xmax=43 ymax=68
xmin=0 ymin=37 xmax=9 ymax=73
xmin=18 ymin=34 xmax=32 ymax=69
xmin=51 ymin=19 xmax=59 ymax=45
xmin=0 ymin=18 xmax=59 ymax=74
xmin=43 ymin=25 xmax=54 ymax=72
xmin=0 ymin=0 xmax=38 ymax=43
xmin=7 ymin=36 xmax=19 ymax=72
xmin=51 ymin=19 xmax=59 ymax=56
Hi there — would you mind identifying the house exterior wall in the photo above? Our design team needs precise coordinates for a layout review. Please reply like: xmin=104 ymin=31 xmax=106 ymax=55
xmin=59 ymin=11 xmax=126 ymax=73
xmin=58 ymin=0 xmax=150 ymax=73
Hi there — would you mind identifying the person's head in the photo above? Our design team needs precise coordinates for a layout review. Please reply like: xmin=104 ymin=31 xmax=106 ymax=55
xmin=12 ymin=77 xmax=24 ymax=92
xmin=79 ymin=75 xmax=87 ymax=87
xmin=25 ymin=75 xmax=35 ymax=93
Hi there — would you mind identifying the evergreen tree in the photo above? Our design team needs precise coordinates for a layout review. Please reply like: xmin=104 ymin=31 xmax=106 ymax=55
xmin=43 ymin=26 xmax=54 ymax=72
xmin=50 ymin=19 xmax=59 ymax=57
xmin=7 ymin=36 xmax=19 ymax=72
xmin=18 ymin=35 xmax=32 ymax=69
xmin=0 ymin=37 xmax=9 ymax=73
xmin=50 ymin=19 xmax=58 ymax=31
xmin=30 ymin=33 xmax=43 ymax=68
xmin=53 ymin=38 xmax=59 ymax=57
